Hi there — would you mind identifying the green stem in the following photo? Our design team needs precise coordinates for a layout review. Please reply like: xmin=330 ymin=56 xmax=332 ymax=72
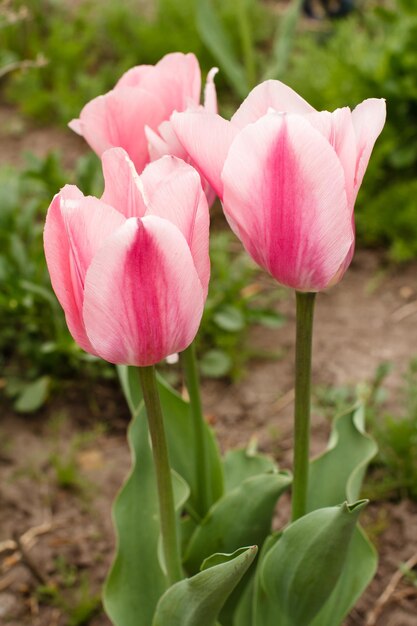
xmin=182 ymin=342 xmax=210 ymax=518
xmin=138 ymin=366 xmax=183 ymax=584
xmin=291 ymin=291 xmax=316 ymax=521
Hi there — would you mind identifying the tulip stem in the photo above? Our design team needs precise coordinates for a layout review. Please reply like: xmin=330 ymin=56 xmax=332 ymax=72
xmin=182 ymin=343 xmax=210 ymax=518
xmin=291 ymin=291 xmax=316 ymax=522
xmin=138 ymin=365 xmax=183 ymax=585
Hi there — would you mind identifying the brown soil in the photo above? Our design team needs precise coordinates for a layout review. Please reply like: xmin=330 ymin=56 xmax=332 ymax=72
xmin=1 ymin=118 xmax=417 ymax=626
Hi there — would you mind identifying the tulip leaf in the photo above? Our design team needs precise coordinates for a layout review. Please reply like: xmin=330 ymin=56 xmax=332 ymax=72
xmin=310 ymin=526 xmax=377 ymax=626
xmin=13 ymin=376 xmax=51 ymax=413
xmin=103 ymin=409 xmax=167 ymax=626
xmin=200 ymin=349 xmax=232 ymax=378
xmin=259 ymin=501 xmax=367 ymax=626
xmin=223 ymin=445 xmax=278 ymax=492
xmin=184 ymin=471 xmax=292 ymax=574
xmin=117 ymin=365 xmax=224 ymax=515
xmin=305 ymin=404 xmax=378 ymax=625
xmin=307 ymin=404 xmax=377 ymax=511
xmin=196 ymin=0 xmax=248 ymax=98
xmin=152 ymin=546 xmax=258 ymax=626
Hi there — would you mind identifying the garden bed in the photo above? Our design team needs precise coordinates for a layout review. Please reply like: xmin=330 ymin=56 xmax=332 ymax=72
xmin=1 ymin=249 xmax=417 ymax=625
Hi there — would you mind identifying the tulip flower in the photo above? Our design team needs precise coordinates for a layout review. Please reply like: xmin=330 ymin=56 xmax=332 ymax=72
xmin=44 ymin=149 xmax=210 ymax=366
xmin=171 ymin=80 xmax=386 ymax=292
xmin=69 ymin=52 xmax=218 ymax=204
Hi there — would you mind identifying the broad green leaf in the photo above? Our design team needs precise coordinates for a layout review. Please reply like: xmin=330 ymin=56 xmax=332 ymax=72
xmin=223 ymin=444 xmax=277 ymax=492
xmin=103 ymin=411 xmax=167 ymax=626
xmin=200 ymin=349 xmax=232 ymax=378
xmin=196 ymin=0 xmax=248 ymax=98
xmin=185 ymin=471 xmax=291 ymax=574
xmin=232 ymin=573 xmax=255 ymax=626
xmin=252 ymin=532 xmax=282 ymax=626
xmin=14 ymin=376 xmax=50 ymax=413
xmin=260 ymin=501 xmax=367 ymax=626
xmin=152 ymin=546 xmax=258 ymax=626
xmin=310 ymin=526 xmax=377 ymax=626
xmin=117 ymin=364 xmax=142 ymax=416
xmin=214 ymin=305 xmax=245 ymax=332
xmin=307 ymin=404 xmax=377 ymax=510
xmin=117 ymin=366 xmax=224 ymax=515
xmin=305 ymin=404 xmax=378 ymax=626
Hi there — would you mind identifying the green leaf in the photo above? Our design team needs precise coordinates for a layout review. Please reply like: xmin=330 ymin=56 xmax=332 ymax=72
xmin=310 ymin=527 xmax=377 ymax=626
xmin=196 ymin=0 xmax=248 ymax=98
xmin=184 ymin=471 xmax=292 ymax=574
xmin=305 ymin=404 xmax=378 ymax=626
xmin=307 ymin=404 xmax=378 ymax=510
xmin=223 ymin=444 xmax=277 ymax=492
xmin=214 ymin=305 xmax=245 ymax=332
xmin=117 ymin=366 xmax=224 ymax=517
xmin=103 ymin=411 xmax=167 ymax=626
xmin=14 ymin=376 xmax=50 ymax=413
xmin=200 ymin=349 xmax=232 ymax=378
xmin=259 ymin=501 xmax=367 ymax=626
xmin=152 ymin=546 xmax=258 ymax=626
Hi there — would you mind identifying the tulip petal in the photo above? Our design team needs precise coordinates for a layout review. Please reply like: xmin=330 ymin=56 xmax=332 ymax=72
xmin=101 ymin=148 xmax=147 ymax=218
xmin=154 ymin=52 xmax=201 ymax=108
xmin=44 ymin=185 xmax=125 ymax=352
xmin=351 ymin=98 xmax=386 ymax=196
xmin=83 ymin=216 xmax=205 ymax=366
xmin=203 ymin=67 xmax=219 ymax=113
xmin=140 ymin=156 xmax=210 ymax=296
xmin=306 ymin=107 xmax=357 ymax=209
xmin=71 ymin=87 xmax=167 ymax=173
xmin=231 ymin=80 xmax=315 ymax=129
xmin=115 ymin=65 xmax=154 ymax=88
xmin=171 ymin=111 xmax=238 ymax=198
xmin=222 ymin=113 xmax=353 ymax=291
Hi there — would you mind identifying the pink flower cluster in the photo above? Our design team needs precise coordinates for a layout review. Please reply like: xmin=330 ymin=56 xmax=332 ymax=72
xmin=44 ymin=52 xmax=386 ymax=366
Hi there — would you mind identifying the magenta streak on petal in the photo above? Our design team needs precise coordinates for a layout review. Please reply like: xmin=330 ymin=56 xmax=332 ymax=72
xmin=262 ymin=121 xmax=329 ymax=290
xmin=123 ymin=219 xmax=167 ymax=364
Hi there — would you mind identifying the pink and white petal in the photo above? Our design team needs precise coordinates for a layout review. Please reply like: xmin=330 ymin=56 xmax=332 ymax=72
xmin=59 ymin=191 xmax=125 ymax=296
xmin=158 ymin=120 xmax=189 ymax=159
xmin=45 ymin=186 xmax=125 ymax=353
xmin=74 ymin=87 xmax=167 ymax=173
xmin=351 ymin=98 xmax=386 ymax=196
xmin=115 ymin=64 xmax=154 ymax=88
xmin=101 ymin=148 xmax=147 ymax=218
xmin=68 ymin=118 xmax=83 ymax=135
xmin=83 ymin=216 xmax=205 ymax=366
xmin=231 ymin=80 xmax=315 ymax=129
xmin=306 ymin=107 xmax=357 ymax=209
xmin=140 ymin=156 xmax=210 ymax=295
xmin=145 ymin=125 xmax=170 ymax=161
xmin=203 ymin=67 xmax=219 ymax=113
xmin=44 ymin=186 xmax=93 ymax=352
xmin=155 ymin=52 xmax=201 ymax=107
xmin=146 ymin=122 xmax=216 ymax=205
xmin=171 ymin=111 xmax=238 ymax=199
xmin=222 ymin=113 xmax=353 ymax=291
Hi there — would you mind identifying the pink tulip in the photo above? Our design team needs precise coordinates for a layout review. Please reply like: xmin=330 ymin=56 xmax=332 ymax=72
xmin=172 ymin=80 xmax=386 ymax=291
xmin=44 ymin=150 xmax=210 ymax=366
xmin=69 ymin=53 xmax=218 ymax=203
